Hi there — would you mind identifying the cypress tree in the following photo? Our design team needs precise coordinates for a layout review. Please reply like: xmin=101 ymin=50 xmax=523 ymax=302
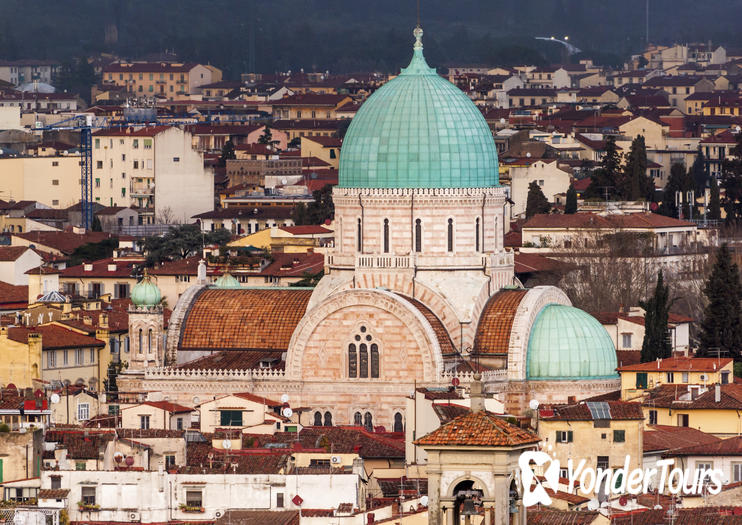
xmin=709 ymin=177 xmax=721 ymax=221
xmin=585 ymin=136 xmax=621 ymax=200
xmin=565 ymin=183 xmax=578 ymax=214
xmin=639 ymin=270 xmax=672 ymax=362
xmin=525 ymin=181 xmax=551 ymax=218
xmin=699 ymin=244 xmax=742 ymax=359
xmin=692 ymin=147 xmax=708 ymax=194
xmin=621 ymin=135 xmax=653 ymax=201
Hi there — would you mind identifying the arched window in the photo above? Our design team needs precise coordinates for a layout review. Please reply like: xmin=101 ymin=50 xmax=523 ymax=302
xmin=138 ymin=329 xmax=143 ymax=354
xmin=393 ymin=412 xmax=404 ymax=433
xmin=354 ymin=412 xmax=363 ymax=426
xmin=475 ymin=217 xmax=480 ymax=252
xmin=313 ymin=411 xmax=323 ymax=426
xmin=415 ymin=219 xmax=422 ymax=253
xmin=370 ymin=344 xmax=379 ymax=378
xmin=147 ymin=329 xmax=153 ymax=353
xmin=348 ymin=326 xmax=379 ymax=379
xmin=383 ymin=219 xmax=390 ymax=253
xmin=364 ymin=412 xmax=373 ymax=431
xmin=357 ymin=218 xmax=362 ymax=252
xmin=348 ymin=343 xmax=357 ymax=378
xmin=324 ymin=411 xmax=333 ymax=427
xmin=447 ymin=218 xmax=454 ymax=252
xmin=359 ymin=343 xmax=368 ymax=378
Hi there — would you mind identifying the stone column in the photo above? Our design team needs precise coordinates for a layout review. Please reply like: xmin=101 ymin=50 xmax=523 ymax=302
xmin=427 ymin=467 xmax=442 ymax=525
xmin=493 ymin=477 xmax=508 ymax=525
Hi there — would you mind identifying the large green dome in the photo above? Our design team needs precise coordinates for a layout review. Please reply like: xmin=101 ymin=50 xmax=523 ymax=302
xmin=526 ymin=304 xmax=618 ymax=380
xmin=338 ymin=27 xmax=499 ymax=189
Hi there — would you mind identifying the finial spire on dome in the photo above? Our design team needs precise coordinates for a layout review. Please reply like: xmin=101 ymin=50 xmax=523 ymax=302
xmin=401 ymin=24 xmax=435 ymax=76
xmin=413 ymin=25 xmax=423 ymax=51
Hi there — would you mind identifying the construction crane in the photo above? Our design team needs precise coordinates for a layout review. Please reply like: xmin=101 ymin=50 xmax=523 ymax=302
xmin=33 ymin=114 xmax=110 ymax=230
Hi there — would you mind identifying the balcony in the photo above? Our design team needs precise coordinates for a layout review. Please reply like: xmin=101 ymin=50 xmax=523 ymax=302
xmin=130 ymin=182 xmax=154 ymax=197
xmin=327 ymin=252 xmax=513 ymax=271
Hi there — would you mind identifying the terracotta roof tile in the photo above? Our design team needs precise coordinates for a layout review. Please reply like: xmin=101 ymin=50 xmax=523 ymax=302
xmin=472 ymin=290 xmax=528 ymax=356
xmin=414 ymin=411 xmax=540 ymax=447
xmin=539 ymin=401 xmax=645 ymax=421
xmin=13 ymin=231 xmax=121 ymax=255
xmin=617 ymin=357 xmax=733 ymax=372
xmin=179 ymin=288 xmax=312 ymax=351
xmin=0 ymin=246 xmax=33 ymax=261
xmin=0 ymin=281 xmax=28 ymax=308
xmin=178 ymin=350 xmax=284 ymax=371
xmin=527 ymin=510 xmax=601 ymax=525
xmin=643 ymin=425 xmax=721 ymax=453
xmin=523 ymin=212 xmax=695 ymax=230
xmin=433 ymin=403 xmax=471 ymax=424
xmin=7 ymin=325 xmax=105 ymax=350
xmin=398 ymin=295 xmax=455 ymax=355
xmin=215 ymin=510 xmax=299 ymax=525
xmin=38 ymin=489 xmax=70 ymax=499
xmin=613 ymin=507 xmax=742 ymax=524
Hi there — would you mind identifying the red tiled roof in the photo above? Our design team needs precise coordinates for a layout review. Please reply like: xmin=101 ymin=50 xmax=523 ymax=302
xmin=416 ymin=387 xmax=463 ymax=401
xmin=433 ymin=403 xmax=471 ymax=424
xmin=527 ymin=510 xmax=600 ymax=525
xmin=303 ymin=136 xmax=342 ymax=147
xmin=179 ymin=288 xmax=313 ymax=351
xmin=234 ymin=143 xmax=274 ymax=155
xmin=617 ymin=356 xmax=733 ymax=372
xmin=140 ymin=400 xmax=192 ymax=413
xmin=473 ymin=290 xmax=528 ymax=356
xmin=538 ymin=401 xmax=644 ymax=421
xmin=272 ymin=94 xmax=349 ymax=106
xmin=514 ymin=253 xmax=568 ymax=274
xmin=233 ymin=392 xmax=282 ymax=407
xmin=613 ymin=507 xmax=742 ymax=525
xmin=91 ymin=126 xmax=171 ymax=137
xmin=0 ymin=281 xmax=28 ymax=308
xmin=215 ymin=510 xmax=299 ymax=525
xmin=7 ymin=325 xmax=105 ymax=350
xmin=0 ymin=246 xmax=33 ymax=261
xmin=572 ymin=177 xmax=592 ymax=192
xmin=522 ymin=212 xmax=695 ymax=230
xmin=38 ymin=489 xmax=70 ymax=499
xmin=399 ymin=295 xmax=456 ymax=355
xmin=414 ymin=411 xmax=540 ymax=447
xmin=258 ymin=252 xmax=324 ymax=277
xmin=13 ymin=231 xmax=120 ymax=255
xmin=59 ymin=257 xmax=142 ymax=278
xmin=278 ymin=225 xmax=332 ymax=235
xmin=643 ymin=425 xmax=721 ymax=453
xmin=178 ymin=350 xmax=284 ymax=371
xmin=103 ymin=62 xmax=199 ymax=73
xmin=644 ymin=383 xmax=742 ymax=410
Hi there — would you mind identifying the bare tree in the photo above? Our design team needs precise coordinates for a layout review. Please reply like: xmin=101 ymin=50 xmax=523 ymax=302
xmin=156 ymin=206 xmax=175 ymax=225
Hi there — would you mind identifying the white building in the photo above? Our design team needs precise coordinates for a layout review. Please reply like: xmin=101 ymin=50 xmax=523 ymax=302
xmin=92 ymin=126 xmax=213 ymax=224
xmin=508 ymin=159 xmax=571 ymax=218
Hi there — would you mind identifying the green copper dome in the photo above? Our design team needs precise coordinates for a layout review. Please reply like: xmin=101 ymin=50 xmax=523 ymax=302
xmin=526 ymin=304 xmax=618 ymax=380
xmin=339 ymin=27 xmax=499 ymax=189
xmin=131 ymin=273 xmax=161 ymax=307
xmin=214 ymin=271 xmax=242 ymax=289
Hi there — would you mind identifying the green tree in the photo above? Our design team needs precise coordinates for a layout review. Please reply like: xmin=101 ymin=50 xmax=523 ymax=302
xmin=585 ymin=136 xmax=621 ymax=200
xmin=691 ymin=147 xmax=708 ymax=195
xmin=699 ymin=244 xmax=742 ymax=359
xmin=258 ymin=125 xmax=280 ymax=149
xmin=68 ymin=237 xmax=118 ymax=267
xmin=659 ymin=163 xmax=693 ymax=218
xmin=103 ymin=360 xmax=127 ymax=401
xmin=721 ymin=132 xmax=742 ymax=223
xmin=91 ymin=216 xmax=102 ymax=232
xmin=639 ymin=270 xmax=672 ymax=362
xmin=565 ymin=183 xmax=577 ymax=214
xmin=619 ymin=135 xmax=653 ymax=200
xmin=143 ymin=224 xmax=231 ymax=266
xmin=218 ymin=140 xmax=236 ymax=168
xmin=525 ymin=181 xmax=550 ymax=218
xmin=292 ymin=184 xmax=334 ymax=225
xmin=709 ymin=177 xmax=721 ymax=221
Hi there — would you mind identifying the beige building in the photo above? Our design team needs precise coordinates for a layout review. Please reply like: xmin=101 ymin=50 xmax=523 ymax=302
xmin=92 ymin=126 xmax=214 ymax=223
xmin=0 ymin=155 xmax=82 ymax=208
xmin=508 ymin=159 xmax=571 ymax=218
xmin=102 ymin=62 xmax=221 ymax=99
xmin=300 ymin=136 xmax=341 ymax=169
xmin=120 ymin=400 xmax=193 ymax=431
xmin=51 ymin=388 xmax=101 ymax=426
xmin=538 ymin=401 xmax=645 ymax=483
xmin=196 ymin=393 xmax=288 ymax=434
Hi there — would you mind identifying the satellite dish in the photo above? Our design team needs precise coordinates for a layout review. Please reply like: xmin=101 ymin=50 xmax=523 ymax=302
xmin=50 ymin=393 xmax=60 ymax=404
xmin=529 ymin=399 xmax=540 ymax=411
xmin=281 ymin=178 xmax=288 ymax=185
xmin=282 ymin=407 xmax=293 ymax=419
xmin=222 ymin=439 xmax=232 ymax=449
xmin=192 ymin=396 xmax=200 ymax=405
xmin=280 ymin=394 xmax=289 ymax=404
xmin=526 ymin=152 xmax=532 ymax=158
xmin=420 ymin=496 xmax=429 ymax=507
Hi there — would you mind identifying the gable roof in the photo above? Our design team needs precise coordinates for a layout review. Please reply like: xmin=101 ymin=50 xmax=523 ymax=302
xmin=643 ymin=425 xmax=721 ymax=453
xmin=539 ymin=401 xmax=644 ymax=421
xmin=667 ymin=435 xmax=742 ymax=457
xmin=522 ymin=212 xmax=695 ymax=230
xmin=414 ymin=411 xmax=540 ymax=447
xmin=0 ymin=281 xmax=28 ymax=309
xmin=7 ymin=325 xmax=105 ymax=349
xmin=617 ymin=356 xmax=733 ymax=372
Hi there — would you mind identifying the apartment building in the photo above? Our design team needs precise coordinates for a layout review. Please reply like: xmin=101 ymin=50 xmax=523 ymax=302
xmin=0 ymin=155 xmax=82 ymax=208
xmin=92 ymin=126 xmax=213 ymax=223
xmin=101 ymin=62 xmax=222 ymax=99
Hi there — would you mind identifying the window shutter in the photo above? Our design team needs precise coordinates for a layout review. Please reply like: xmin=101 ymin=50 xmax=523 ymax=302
xmin=567 ymin=431 xmax=573 ymax=442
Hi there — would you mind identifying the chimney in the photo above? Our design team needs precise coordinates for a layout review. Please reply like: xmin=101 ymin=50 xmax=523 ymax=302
xmin=99 ymin=313 xmax=109 ymax=329
xmin=715 ymin=384 xmax=721 ymax=403
xmin=197 ymin=259 xmax=207 ymax=285
xmin=470 ymin=373 xmax=485 ymax=413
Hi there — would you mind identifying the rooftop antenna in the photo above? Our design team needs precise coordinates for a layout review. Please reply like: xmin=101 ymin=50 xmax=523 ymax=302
xmin=416 ymin=0 xmax=420 ymax=27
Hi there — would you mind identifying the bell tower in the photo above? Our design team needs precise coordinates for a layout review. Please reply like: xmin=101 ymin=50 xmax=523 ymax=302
xmin=127 ymin=271 xmax=165 ymax=371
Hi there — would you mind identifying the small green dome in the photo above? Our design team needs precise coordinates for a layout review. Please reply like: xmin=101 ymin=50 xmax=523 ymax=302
xmin=214 ymin=271 xmax=241 ymax=289
xmin=131 ymin=274 xmax=161 ymax=307
xmin=338 ymin=27 xmax=499 ymax=189
xmin=526 ymin=304 xmax=618 ymax=380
